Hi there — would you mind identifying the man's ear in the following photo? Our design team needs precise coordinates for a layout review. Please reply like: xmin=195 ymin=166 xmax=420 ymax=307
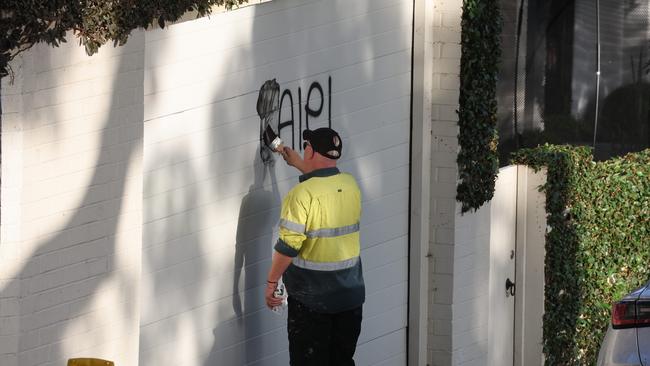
xmin=304 ymin=146 xmax=314 ymax=161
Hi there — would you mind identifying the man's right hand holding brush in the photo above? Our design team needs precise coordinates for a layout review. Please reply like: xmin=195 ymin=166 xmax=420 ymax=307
xmin=279 ymin=146 xmax=307 ymax=174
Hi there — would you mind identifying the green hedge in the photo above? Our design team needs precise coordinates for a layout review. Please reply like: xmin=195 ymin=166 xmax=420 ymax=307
xmin=1 ymin=0 xmax=247 ymax=78
xmin=457 ymin=0 xmax=502 ymax=213
xmin=513 ymin=145 xmax=650 ymax=365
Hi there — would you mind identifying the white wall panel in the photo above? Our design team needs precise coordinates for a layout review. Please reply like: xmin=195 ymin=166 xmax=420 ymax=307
xmin=142 ymin=0 xmax=413 ymax=365
xmin=1 ymin=31 xmax=145 ymax=366
xmin=487 ymin=167 xmax=517 ymax=366
xmin=451 ymin=202 xmax=491 ymax=366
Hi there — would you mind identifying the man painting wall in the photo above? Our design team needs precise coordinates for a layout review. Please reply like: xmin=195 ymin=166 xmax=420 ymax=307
xmin=265 ymin=128 xmax=365 ymax=366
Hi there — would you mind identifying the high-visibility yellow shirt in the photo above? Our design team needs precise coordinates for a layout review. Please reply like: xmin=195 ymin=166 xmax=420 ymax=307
xmin=274 ymin=167 xmax=365 ymax=313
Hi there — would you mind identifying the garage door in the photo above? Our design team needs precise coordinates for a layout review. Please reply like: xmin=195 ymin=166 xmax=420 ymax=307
xmin=140 ymin=0 xmax=412 ymax=365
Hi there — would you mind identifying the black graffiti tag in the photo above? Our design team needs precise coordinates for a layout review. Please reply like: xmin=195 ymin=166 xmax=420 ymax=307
xmin=256 ymin=79 xmax=281 ymax=165
xmin=257 ymin=77 xmax=332 ymax=166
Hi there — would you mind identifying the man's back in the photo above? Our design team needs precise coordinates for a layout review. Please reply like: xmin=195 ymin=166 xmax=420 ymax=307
xmin=265 ymin=127 xmax=365 ymax=366
xmin=276 ymin=168 xmax=365 ymax=313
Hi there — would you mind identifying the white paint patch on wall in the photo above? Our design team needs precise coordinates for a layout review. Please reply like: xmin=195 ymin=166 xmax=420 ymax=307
xmin=0 ymin=31 xmax=145 ymax=366
xmin=141 ymin=0 xmax=413 ymax=365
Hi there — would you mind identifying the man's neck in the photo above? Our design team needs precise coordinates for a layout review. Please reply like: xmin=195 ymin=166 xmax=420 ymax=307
xmin=302 ymin=161 xmax=336 ymax=175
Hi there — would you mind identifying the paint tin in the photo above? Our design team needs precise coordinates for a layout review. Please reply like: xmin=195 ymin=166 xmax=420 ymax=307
xmin=271 ymin=281 xmax=288 ymax=315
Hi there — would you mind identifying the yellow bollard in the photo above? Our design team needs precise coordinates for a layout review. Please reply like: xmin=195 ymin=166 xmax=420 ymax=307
xmin=67 ymin=358 xmax=114 ymax=366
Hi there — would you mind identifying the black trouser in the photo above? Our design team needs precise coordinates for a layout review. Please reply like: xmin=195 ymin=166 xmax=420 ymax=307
xmin=287 ymin=298 xmax=362 ymax=366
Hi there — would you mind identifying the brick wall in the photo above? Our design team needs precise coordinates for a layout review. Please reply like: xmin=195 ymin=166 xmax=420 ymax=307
xmin=0 ymin=43 xmax=26 ymax=366
xmin=428 ymin=0 xmax=462 ymax=365
xmin=0 ymin=32 xmax=144 ymax=366
xmin=428 ymin=2 xmax=508 ymax=365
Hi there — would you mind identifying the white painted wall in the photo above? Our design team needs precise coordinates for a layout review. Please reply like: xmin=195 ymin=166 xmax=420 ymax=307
xmin=141 ymin=0 xmax=413 ymax=365
xmin=1 ymin=1 xmax=415 ymax=365
xmin=451 ymin=201 xmax=491 ymax=366
xmin=514 ymin=167 xmax=546 ymax=366
xmin=0 ymin=32 xmax=145 ymax=366
xmin=487 ymin=167 xmax=517 ymax=366
xmin=409 ymin=0 xmax=434 ymax=365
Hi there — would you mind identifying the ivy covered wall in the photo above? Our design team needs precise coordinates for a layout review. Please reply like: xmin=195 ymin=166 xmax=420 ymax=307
xmin=513 ymin=145 xmax=650 ymax=365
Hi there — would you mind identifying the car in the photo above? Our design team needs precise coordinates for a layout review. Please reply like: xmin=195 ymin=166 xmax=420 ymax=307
xmin=597 ymin=279 xmax=650 ymax=366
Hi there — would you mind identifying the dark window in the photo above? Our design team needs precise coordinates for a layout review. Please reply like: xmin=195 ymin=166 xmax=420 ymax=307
xmin=498 ymin=0 xmax=650 ymax=163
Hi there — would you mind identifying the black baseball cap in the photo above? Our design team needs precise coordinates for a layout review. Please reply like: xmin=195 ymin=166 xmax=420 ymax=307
xmin=303 ymin=127 xmax=342 ymax=159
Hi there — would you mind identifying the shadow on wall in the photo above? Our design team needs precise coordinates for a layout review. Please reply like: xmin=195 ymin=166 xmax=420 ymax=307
xmin=142 ymin=0 xmax=402 ymax=364
xmin=137 ymin=23 xmax=209 ymax=365
xmin=1 ymin=48 xmax=142 ymax=365
xmin=1 ymin=0 xmax=406 ymax=365
xmin=140 ymin=2 xmax=287 ymax=364
xmin=140 ymin=143 xmax=206 ymax=364
xmin=203 ymin=3 xmax=290 ymax=365
xmin=204 ymin=149 xmax=281 ymax=365
xmin=232 ymin=151 xmax=280 ymax=323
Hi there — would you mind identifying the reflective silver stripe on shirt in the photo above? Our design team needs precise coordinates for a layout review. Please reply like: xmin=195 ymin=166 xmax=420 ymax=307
xmin=292 ymin=256 xmax=360 ymax=271
xmin=280 ymin=219 xmax=305 ymax=233
xmin=305 ymin=223 xmax=360 ymax=239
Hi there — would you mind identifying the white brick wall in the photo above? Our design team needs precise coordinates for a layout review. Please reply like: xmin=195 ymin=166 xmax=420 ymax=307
xmin=429 ymin=0 xmax=462 ymax=365
xmin=1 ymin=31 xmax=144 ymax=366
xmin=428 ymin=2 xmax=505 ymax=365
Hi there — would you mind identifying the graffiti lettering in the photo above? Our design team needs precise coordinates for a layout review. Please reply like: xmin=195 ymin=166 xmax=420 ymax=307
xmin=278 ymin=89 xmax=295 ymax=152
xmin=257 ymin=79 xmax=281 ymax=165
xmin=305 ymin=81 xmax=323 ymax=133
xmin=258 ymin=77 xmax=332 ymax=166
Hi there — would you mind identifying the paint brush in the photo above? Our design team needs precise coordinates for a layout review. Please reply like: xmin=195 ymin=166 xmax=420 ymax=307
xmin=262 ymin=124 xmax=284 ymax=152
